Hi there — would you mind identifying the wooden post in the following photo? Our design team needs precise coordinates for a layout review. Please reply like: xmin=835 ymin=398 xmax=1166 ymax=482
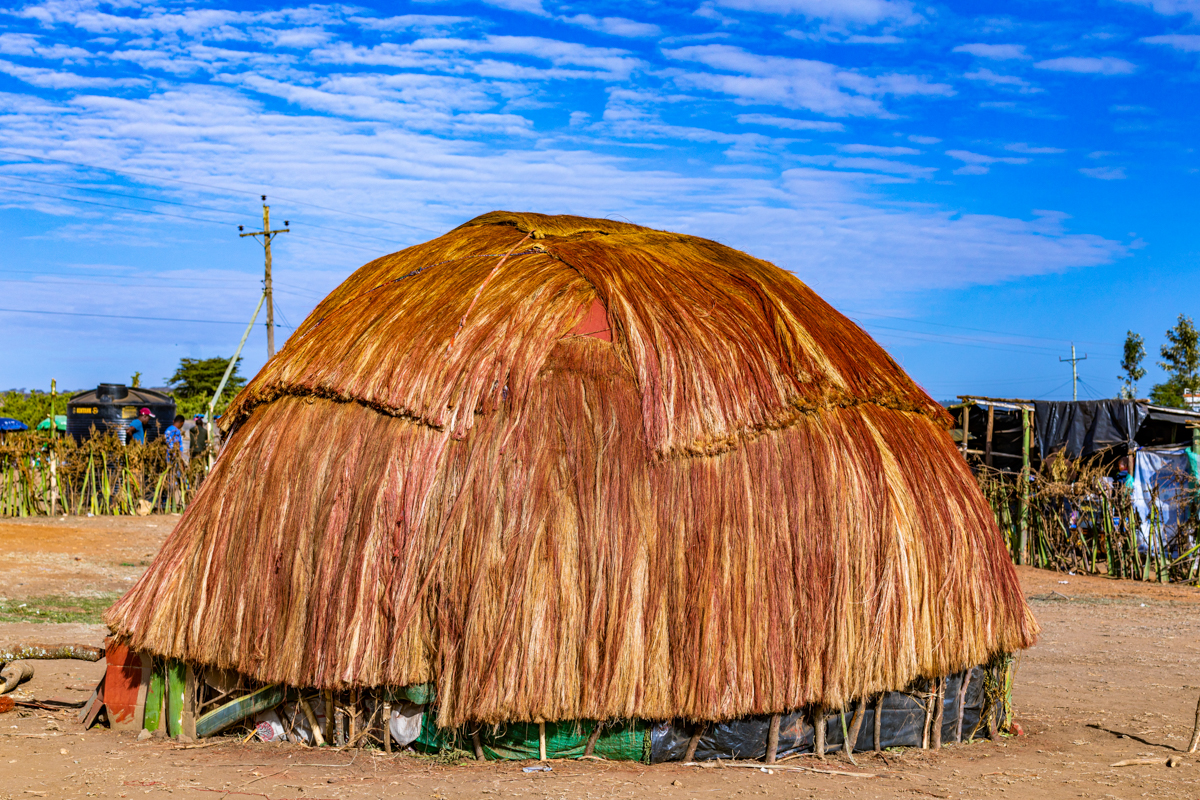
xmin=1018 ymin=407 xmax=1031 ymax=566
xmin=960 ymin=403 xmax=970 ymax=457
xmin=846 ymin=696 xmax=866 ymax=754
xmin=873 ymin=695 xmax=883 ymax=752
xmin=348 ymin=689 xmax=358 ymax=747
xmin=472 ymin=729 xmax=485 ymax=761
xmin=323 ymin=691 xmax=334 ymax=746
xmin=984 ymin=404 xmax=995 ymax=468
xmin=931 ymin=678 xmax=945 ymax=750
xmin=813 ymin=707 xmax=826 ymax=759
xmin=181 ymin=665 xmax=197 ymax=740
xmin=1188 ymin=692 xmax=1200 ymax=753
xmin=584 ymin=722 xmax=604 ymax=758
xmin=765 ymin=714 xmax=781 ymax=764
xmin=955 ymin=671 xmax=971 ymax=744
xmin=683 ymin=722 xmax=705 ymax=763
xmin=538 ymin=721 xmax=547 ymax=761
xmin=300 ymin=697 xmax=326 ymax=747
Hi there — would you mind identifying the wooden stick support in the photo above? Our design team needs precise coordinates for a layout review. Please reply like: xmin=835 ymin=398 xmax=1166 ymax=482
xmin=683 ymin=722 xmax=705 ymax=763
xmin=323 ymin=691 xmax=334 ymax=746
xmin=847 ymin=697 xmax=866 ymax=754
xmin=473 ymin=729 xmax=485 ymax=761
xmin=348 ymin=689 xmax=358 ymax=747
xmin=181 ymin=665 xmax=197 ymax=741
xmin=955 ymin=671 xmax=971 ymax=744
xmin=538 ymin=721 xmax=547 ymax=761
xmin=873 ymin=695 xmax=883 ymax=752
xmin=931 ymin=678 xmax=945 ymax=750
xmin=813 ymin=707 xmax=826 ymax=759
xmin=1189 ymin=692 xmax=1200 ymax=753
xmin=765 ymin=714 xmax=781 ymax=764
xmin=584 ymin=721 xmax=604 ymax=758
xmin=921 ymin=683 xmax=934 ymax=749
xmin=299 ymin=697 xmax=325 ymax=747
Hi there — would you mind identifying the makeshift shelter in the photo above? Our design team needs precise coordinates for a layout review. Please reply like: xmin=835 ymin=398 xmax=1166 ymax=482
xmin=104 ymin=212 xmax=1037 ymax=758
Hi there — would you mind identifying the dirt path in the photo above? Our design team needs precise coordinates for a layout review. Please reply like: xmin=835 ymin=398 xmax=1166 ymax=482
xmin=2 ymin=518 xmax=1200 ymax=798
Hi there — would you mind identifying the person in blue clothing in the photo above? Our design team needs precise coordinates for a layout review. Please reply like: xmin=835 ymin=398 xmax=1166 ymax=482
xmin=123 ymin=407 xmax=153 ymax=444
xmin=164 ymin=414 xmax=185 ymax=455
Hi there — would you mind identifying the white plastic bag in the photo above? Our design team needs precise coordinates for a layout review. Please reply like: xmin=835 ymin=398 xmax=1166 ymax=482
xmin=389 ymin=702 xmax=423 ymax=747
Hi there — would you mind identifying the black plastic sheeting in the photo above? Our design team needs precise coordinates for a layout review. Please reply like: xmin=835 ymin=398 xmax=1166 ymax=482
xmin=1034 ymin=400 xmax=1148 ymax=459
xmin=650 ymin=667 xmax=990 ymax=762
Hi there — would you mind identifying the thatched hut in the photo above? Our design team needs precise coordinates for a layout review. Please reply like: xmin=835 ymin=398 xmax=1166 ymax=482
xmin=105 ymin=211 xmax=1037 ymax=756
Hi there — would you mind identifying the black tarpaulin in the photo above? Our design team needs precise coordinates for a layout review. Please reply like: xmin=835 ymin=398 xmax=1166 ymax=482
xmin=1034 ymin=400 xmax=1148 ymax=459
xmin=649 ymin=667 xmax=991 ymax=762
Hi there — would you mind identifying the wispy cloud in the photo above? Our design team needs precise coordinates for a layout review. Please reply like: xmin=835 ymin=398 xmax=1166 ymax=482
xmin=736 ymin=113 xmax=846 ymax=131
xmin=712 ymin=0 xmax=921 ymax=25
xmin=1035 ymin=56 xmax=1137 ymax=74
xmin=1080 ymin=166 xmax=1127 ymax=179
xmin=953 ymin=43 xmax=1029 ymax=60
xmin=1116 ymin=0 xmax=1200 ymax=19
xmin=947 ymin=149 xmax=1030 ymax=174
xmin=559 ymin=14 xmax=661 ymax=38
xmin=666 ymin=44 xmax=951 ymax=117
xmin=964 ymin=67 xmax=1041 ymax=92
xmin=1006 ymin=142 xmax=1065 ymax=154
xmin=1140 ymin=33 xmax=1200 ymax=51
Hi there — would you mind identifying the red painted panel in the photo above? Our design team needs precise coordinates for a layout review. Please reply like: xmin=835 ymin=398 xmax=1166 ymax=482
xmin=104 ymin=637 xmax=148 ymax=731
xmin=566 ymin=298 xmax=611 ymax=342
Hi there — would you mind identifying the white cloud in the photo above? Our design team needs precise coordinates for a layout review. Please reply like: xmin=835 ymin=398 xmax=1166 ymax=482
xmin=908 ymin=134 xmax=940 ymax=144
xmin=1034 ymin=56 xmax=1137 ymax=75
xmin=0 ymin=58 xmax=145 ymax=89
xmin=0 ymin=33 xmax=92 ymax=61
xmin=665 ymin=45 xmax=952 ymax=117
xmin=947 ymin=149 xmax=1030 ymax=174
xmin=837 ymin=143 xmax=920 ymax=155
xmin=350 ymin=14 xmax=476 ymax=34
xmin=1006 ymin=142 xmax=1065 ymax=154
xmin=1080 ymin=166 xmax=1127 ymax=179
xmin=1116 ymin=0 xmax=1200 ymax=18
xmin=953 ymin=43 xmax=1029 ymax=60
xmin=964 ymin=68 xmax=1040 ymax=91
xmin=736 ymin=113 xmax=845 ymax=131
xmin=711 ymin=0 xmax=920 ymax=25
xmin=559 ymin=15 xmax=661 ymax=37
xmin=1140 ymin=33 xmax=1200 ymax=50
xmin=478 ymin=0 xmax=550 ymax=15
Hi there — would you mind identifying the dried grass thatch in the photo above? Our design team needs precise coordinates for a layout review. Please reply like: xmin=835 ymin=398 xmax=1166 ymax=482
xmin=106 ymin=211 xmax=1038 ymax=727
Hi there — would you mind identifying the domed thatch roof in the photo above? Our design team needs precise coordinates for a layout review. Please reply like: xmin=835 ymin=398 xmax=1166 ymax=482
xmin=107 ymin=211 xmax=1037 ymax=727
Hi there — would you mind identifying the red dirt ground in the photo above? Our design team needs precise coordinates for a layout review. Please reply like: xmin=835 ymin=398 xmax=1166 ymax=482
xmin=3 ymin=515 xmax=1200 ymax=799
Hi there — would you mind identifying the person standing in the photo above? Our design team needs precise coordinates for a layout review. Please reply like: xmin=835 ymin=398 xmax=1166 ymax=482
xmin=190 ymin=414 xmax=209 ymax=460
xmin=124 ymin=407 xmax=153 ymax=444
xmin=165 ymin=414 xmax=185 ymax=456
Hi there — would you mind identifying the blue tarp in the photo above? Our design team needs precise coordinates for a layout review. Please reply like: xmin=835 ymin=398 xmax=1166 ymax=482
xmin=0 ymin=417 xmax=28 ymax=432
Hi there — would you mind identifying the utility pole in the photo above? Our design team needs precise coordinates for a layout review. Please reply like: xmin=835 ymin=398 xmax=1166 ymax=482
xmin=1060 ymin=343 xmax=1088 ymax=401
xmin=239 ymin=195 xmax=289 ymax=359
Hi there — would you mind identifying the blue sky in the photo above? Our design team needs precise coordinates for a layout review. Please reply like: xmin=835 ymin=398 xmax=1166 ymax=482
xmin=1 ymin=0 xmax=1197 ymax=402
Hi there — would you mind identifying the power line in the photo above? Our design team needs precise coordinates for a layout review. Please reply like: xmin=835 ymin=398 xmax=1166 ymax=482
xmin=0 ymin=306 xmax=294 ymax=328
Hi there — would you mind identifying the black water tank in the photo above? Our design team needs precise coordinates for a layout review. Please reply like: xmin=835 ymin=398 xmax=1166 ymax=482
xmin=67 ymin=385 xmax=176 ymax=443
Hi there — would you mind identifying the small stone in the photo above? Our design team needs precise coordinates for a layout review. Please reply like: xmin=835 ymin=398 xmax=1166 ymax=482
xmin=60 ymin=748 xmax=68 ymax=755
xmin=137 ymin=729 xmax=152 ymax=741
xmin=1167 ymin=756 xmax=1182 ymax=768
xmin=672 ymin=780 xmax=682 ymax=787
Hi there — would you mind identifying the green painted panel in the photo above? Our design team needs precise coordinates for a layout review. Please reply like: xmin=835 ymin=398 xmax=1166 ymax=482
xmin=195 ymin=684 xmax=286 ymax=738
xmin=142 ymin=661 xmax=164 ymax=732
xmin=165 ymin=660 xmax=186 ymax=738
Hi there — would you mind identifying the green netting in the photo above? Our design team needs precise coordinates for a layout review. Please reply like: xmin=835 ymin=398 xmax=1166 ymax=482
xmin=410 ymin=715 xmax=648 ymax=762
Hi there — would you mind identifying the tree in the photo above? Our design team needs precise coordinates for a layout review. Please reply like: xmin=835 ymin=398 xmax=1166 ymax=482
xmin=165 ymin=357 xmax=245 ymax=417
xmin=1150 ymin=314 xmax=1200 ymax=409
xmin=1118 ymin=331 xmax=1146 ymax=399
xmin=0 ymin=389 xmax=71 ymax=429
